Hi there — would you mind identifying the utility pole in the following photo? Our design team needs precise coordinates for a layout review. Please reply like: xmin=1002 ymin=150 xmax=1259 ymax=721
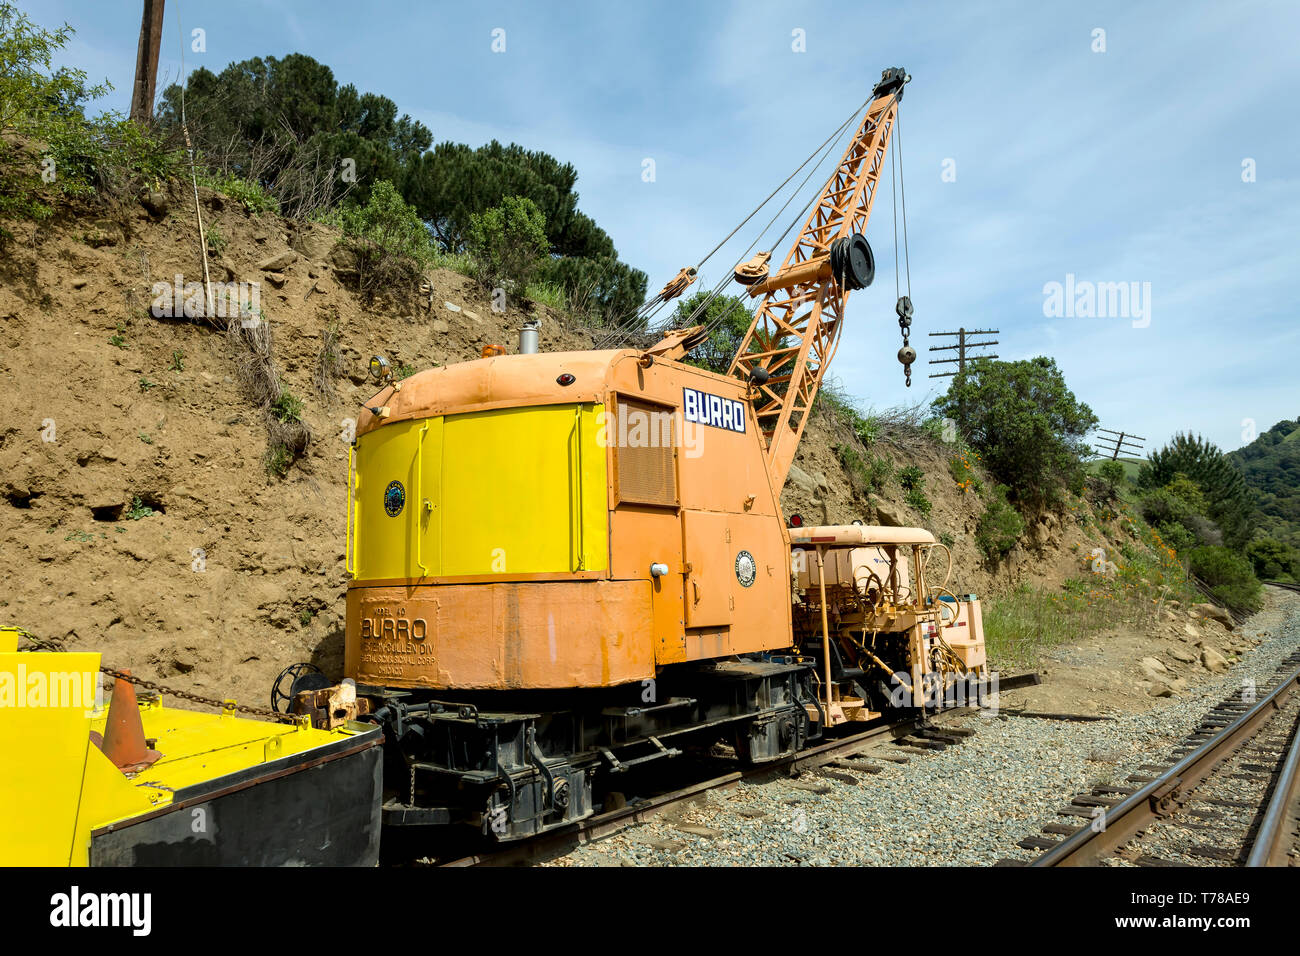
xmin=927 ymin=327 xmax=998 ymax=379
xmin=130 ymin=0 xmax=166 ymax=124
xmin=928 ymin=327 xmax=998 ymax=431
xmin=1094 ymin=428 xmax=1145 ymax=461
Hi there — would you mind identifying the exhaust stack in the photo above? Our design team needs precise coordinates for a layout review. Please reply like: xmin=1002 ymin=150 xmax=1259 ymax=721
xmin=519 ymin=318 xmax=540 ymax=355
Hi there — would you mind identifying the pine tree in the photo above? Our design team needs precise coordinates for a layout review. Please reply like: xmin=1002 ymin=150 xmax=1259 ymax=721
xmin=1138 ymin=433 xmax=1255 ymax=550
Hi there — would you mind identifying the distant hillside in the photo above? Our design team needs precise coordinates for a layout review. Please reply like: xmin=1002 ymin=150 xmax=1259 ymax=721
xmin=1228 ymin=418 xmax=1300 ymax=548
xmin=1086 ymin=456 xmax=1146 ymax=481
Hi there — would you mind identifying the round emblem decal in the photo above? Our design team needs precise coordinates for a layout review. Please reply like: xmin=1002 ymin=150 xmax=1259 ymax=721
xmin=734 ymin=550 xmax=757 ymax=588
xmin=383 ymin=480 xmax=405 ymax=517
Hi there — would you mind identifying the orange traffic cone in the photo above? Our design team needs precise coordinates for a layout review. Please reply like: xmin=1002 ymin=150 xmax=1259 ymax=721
xmin=98 ymin=670 xmax=162 ymax=774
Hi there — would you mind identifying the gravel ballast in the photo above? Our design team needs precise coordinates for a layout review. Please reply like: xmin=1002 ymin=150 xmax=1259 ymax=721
xmin=543 ymin=590 xmax=1300 ymax=867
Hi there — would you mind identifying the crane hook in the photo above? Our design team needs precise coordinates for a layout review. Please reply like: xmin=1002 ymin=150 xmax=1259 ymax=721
xmin=896 ymin=296 xmax=914 ymax=386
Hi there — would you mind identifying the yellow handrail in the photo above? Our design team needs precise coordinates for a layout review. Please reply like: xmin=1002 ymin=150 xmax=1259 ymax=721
xmin=346 ymin=443 xmax=357 ymax=578
xmin=415 ymin=421 xmax=430 ymax=577
xmin=573 ymin=405 xmax=585 ymax=571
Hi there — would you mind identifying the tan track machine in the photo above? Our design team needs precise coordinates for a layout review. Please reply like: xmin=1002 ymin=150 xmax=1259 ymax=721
xmin=789 ymin=524 xmax=988 ymax=727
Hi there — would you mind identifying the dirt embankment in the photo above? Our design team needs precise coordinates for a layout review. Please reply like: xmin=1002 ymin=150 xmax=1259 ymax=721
xmin=0 ymin=184 xmax=1152 ymax=706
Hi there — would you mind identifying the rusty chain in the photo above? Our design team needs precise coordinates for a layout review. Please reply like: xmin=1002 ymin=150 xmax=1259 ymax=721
xmin=11 ymin=627 xmax=297 ymax=724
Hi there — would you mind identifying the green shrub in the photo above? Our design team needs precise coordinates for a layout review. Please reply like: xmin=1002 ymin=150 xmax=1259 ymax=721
xmin=0 ymin=4 xmax=113 ymax=237
xmin=339 ymin=179 xmax=437 ymax=302
xmin=1154 ymin=519 xmax=1197 ymax=557
xmin=835 ymin=443 xmax=868 ymax=493
xmin=466 ymin=194 xmax=549 ymax=292
xmin=948 ymin=452 xmax=982 ymax=494
xmin=1189 ymin=545 xmax=1262 ymax=613
xmin=897 ymin=465 xmax=924 ymax=492
xmin=976 ymin=486 xmax=1025 ymax=559
xmin=1139 ymin=487 xmax=1190 ymax=527
xmin=0 ymin=2 xmax=182 ymax=240
xmin=1139 ymin=433 xmax=1254 ymax=551
xmin=1140 ymin=480 xmax=1227 ymax=552
xmin=905 ymin=486 xmax=932 ymax=516
xmin=1163 ymin=473 xmax=1207 ymax=513
xmin=671 ymin=290 xmax=752 ymax=374
xmin=853 ymin=414 xmax=881 ymax=447
xmin=197 ymin=169 xmax=278 ymax=214
xmin=271 ymin=390 xmax=304 ymax=423
xmin=48 ymin=115 xmax=181 ymax=195
xmin=1246 ymin=537 xmax=1300 ymax=582
xmin=1097 ymin=460 xmax=1126 ymax=489
xmin=934 ymin=357 xmax=1097 ymax=508
xmin=868 ymin=456 xmax=892 ymax=494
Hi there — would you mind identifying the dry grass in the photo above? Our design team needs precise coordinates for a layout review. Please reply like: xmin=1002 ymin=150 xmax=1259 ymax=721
xmin=314 ymin=321 xmax=342 ymax=398
xmin=982 ymin=582 xmax=1132 ymax=668
xmin=224 ymin=316 xmax=311 ymax=475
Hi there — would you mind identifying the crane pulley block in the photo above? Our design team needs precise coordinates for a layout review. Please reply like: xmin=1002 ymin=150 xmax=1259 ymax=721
xmin=734 ymin=251 xmax=772 ymax=286
xmin=655 ymin=267 xmax=697 ymax=303
xmin=829 ymin=234 xmax=875 ymax=290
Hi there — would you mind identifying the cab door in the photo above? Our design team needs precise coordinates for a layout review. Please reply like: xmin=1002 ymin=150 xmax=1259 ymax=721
xmin=681 ymin=510 xmax=732 ymax=627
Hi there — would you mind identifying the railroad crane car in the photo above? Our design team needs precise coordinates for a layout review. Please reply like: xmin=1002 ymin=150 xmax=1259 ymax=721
xmin=298 ymin=67 xmax=989 ymax=841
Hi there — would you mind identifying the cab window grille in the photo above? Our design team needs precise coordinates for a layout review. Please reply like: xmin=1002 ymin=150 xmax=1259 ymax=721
xmin=612 ymin=397 xmax=678 ymax=507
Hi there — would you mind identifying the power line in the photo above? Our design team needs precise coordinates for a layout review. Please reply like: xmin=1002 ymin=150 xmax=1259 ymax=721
xmin=1093 ymin=428 xmax=1145 ymax=461
xmin=927 ymin=327 xmax=998 ymax=378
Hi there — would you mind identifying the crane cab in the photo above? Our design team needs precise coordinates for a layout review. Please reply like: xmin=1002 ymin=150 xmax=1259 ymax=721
xmin=344 ymin=348 xmax=793 ymax=693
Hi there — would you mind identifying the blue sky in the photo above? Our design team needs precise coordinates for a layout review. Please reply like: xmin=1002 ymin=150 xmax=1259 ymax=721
xmin=27 ymin=0 xmax=1300 ymax=453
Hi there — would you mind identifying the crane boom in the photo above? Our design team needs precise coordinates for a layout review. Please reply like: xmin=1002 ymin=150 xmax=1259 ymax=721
xmin=727 ymin=68 xmax=909 ymax=491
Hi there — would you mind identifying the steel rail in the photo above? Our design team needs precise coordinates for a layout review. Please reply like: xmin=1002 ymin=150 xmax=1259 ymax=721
xmin=1244 ymin=581 xmax=1300 ymax=865
xmin=1245 ymin=700 xmax=1300 ymax=867
xmin=1031 ymin=661 xmax=1300 ymax=867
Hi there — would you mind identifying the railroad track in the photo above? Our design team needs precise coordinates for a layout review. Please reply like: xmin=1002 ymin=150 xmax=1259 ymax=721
xmin=1012 ymin=649 xmax=1300 ymax=868
xmin=439 ymin=707 xmax=979 ymax=867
